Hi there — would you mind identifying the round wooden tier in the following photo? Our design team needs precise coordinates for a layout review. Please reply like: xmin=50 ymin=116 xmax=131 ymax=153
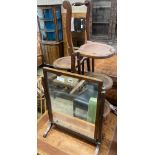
xmin=78 ymin=41 xmax=115 ymax=58
xmin=86 ymin=72 xmax=113 ymax=91
xmin=103 ymin=100 xmax=111 ymax=118
xmin=53 ymin=56 xmax=77 ymax=70
xmin=95 ymin=55 xmax=117 ymax=82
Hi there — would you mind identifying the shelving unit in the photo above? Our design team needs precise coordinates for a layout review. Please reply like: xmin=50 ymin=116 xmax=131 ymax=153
xmin=37 ymin=5 xmax=64 ymax=66
xmin=90 ymin=0 xmax=117 ymax=41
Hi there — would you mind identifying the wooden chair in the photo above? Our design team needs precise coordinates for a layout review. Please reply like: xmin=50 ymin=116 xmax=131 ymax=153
xmin=54 ymin=1 xmax=116 ymax=97
xmin=54 ymin=1 xmax=116 ymax=78
xmin=53 ymin=0 xmax=91 ymax=72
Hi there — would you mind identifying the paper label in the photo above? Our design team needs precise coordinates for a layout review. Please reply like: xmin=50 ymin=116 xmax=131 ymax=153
xmin=57 ymin=76 xmax=64 ymax=82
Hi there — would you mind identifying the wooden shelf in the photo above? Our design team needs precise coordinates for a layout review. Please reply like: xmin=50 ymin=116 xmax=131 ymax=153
xmin=41 ymin=40 xmax=63 ymax=45
xmin=93 ymin=6 xmax=111 ymax=9
xmin=56 ymin=16 xmax=61 ymax=19
xmin=92 ymin=21 xmax=109 ymax=24
xmin=90 ymin=0 xmax=117 ymax=41
xmin=93 ymin=1 xmax=111 ymax=8
xmin=38 ymin=17 xmax=60 ymax=21
xmin=39 ymin=18 xmax=54 ymax=21
xmin=91 ymin=35 xmax=109 ymax=40
xmin=39 ymin=17 xmax=61 ymax=20
xmin=40 ymin=29 xmax=55 ymax=32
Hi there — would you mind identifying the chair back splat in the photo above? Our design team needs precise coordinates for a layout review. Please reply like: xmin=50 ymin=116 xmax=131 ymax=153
xmin=63 ymin=1 xmax=73 ymax=55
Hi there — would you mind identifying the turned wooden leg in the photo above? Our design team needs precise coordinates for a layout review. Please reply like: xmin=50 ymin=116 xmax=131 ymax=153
xmin=86 ymin=58 xmax=90 ymax=72
xmin=92 ymin=58 xmax=95 ymax=72
xmin=82 ymin=61 xmax=85 ymax=75
xmin=71 ymin=53 xmax=76 ymax=73
xmin=77 ymin=52 xmax=81 ymax=74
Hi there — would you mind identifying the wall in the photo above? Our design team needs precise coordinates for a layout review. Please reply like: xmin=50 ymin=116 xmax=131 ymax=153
xmin=37 ymin=0 xmax=87 ymax=13
xmin=37 ymin=0 xmax=85 ymax=5
xmin=37 ymin=0 xmax=62 ymax=5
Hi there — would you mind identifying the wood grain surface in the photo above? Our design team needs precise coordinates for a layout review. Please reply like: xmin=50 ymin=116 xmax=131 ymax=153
xmin=78 ymin=41 xmax=115 ymax=59
xmin=53 ymin=56 xmax=77 ymax=70
xmin=95 ymin=55 xmax=117 ymax=79
xmin=38 ymin=111 xmax=117 ymax=155
xmin=38 ymin=112 xmax=95 ymax=155
xmin=53 ymin=111 xmax=95 ymax=138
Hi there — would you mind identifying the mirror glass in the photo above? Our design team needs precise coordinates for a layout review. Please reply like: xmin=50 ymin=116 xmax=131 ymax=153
xmin=46 ymin=71 xmax=100 ymax=139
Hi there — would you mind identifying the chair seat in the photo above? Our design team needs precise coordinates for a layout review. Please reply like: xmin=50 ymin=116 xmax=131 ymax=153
xmin=53 ymin=56 xmax=77 ymax=70
xmin=86 ymin=72 xmax=113 ymax=91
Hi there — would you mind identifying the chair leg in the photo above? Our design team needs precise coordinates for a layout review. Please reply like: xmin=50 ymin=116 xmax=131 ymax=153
xmin=86 ymin=58 xmax=90 ymax=72
xmin=92 ymin=58 xmax=95 ymax=72
xmin=77 ymin=52 xmax=81 ymax=74
xmin=71 ymin=53 xmax=76 ymax=73
xmin=82 ymin=61 xmax=85 ymax=75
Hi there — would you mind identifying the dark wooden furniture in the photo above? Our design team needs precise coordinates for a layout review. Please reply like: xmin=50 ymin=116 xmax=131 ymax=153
xmin=53 ymin=1 xmax=114 ymax=95
xmin=67 ymin=0 xmax=117 ymax=83
xmin=37 ymin=4 xmax=64 ymax=66
xmin=42 ymin=67 xmax=106 ymax=155
xmin=53 ymin=1 xmax=116 ymax=82
xmin=72 ymin=31 xmax=85 ymax=47
xmin=71 ymin=15 xmax=87 ymax=47
xmin=72 ymin=41 xmax=115 ymax=74
xmin=90 ymin=0 xmax=117 ymax=41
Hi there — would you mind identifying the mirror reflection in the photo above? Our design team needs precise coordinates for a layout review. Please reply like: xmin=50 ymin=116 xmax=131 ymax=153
xmin=47 ymin=72 xmax=99 ymax=138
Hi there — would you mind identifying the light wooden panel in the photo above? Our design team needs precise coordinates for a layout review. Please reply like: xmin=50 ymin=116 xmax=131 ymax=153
xmin=38 ymin=112 xmax=96 ymax=155
xmin=53 ymin=111 xmax=95 ymax=138
xmin=37 ymin=111 xmax=117 ymax=155
xmin=43 ymin=42 xmax=63 ymax=65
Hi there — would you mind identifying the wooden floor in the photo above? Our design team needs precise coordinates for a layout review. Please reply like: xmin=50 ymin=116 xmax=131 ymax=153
xmin=38 ymin=111 xmax=117 ymax=155
xmin=100 ymin=113 xmax=117 ymax=155
xmin=38 ymin=112 xmax=96 ymax=155
xmin=108 ymin=127 xmax=117 ymax=155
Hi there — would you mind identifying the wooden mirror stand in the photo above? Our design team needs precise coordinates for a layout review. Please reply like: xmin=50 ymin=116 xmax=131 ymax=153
xmin=42 ymin=67 xmax=106 ymax=155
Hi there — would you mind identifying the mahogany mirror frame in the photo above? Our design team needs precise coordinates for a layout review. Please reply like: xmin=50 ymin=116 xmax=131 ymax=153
xmin=42 ymin=67 xmax=106 ymax=154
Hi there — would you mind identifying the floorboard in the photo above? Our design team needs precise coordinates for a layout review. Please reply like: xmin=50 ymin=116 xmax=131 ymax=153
xmin=38 ymin=112 xmax=117 ymax=155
